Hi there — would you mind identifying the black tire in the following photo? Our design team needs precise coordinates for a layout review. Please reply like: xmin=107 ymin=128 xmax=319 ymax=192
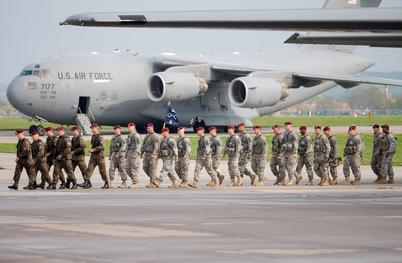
xmin=193 ymin=119 xmax=206 ymax=133
xmin=28 ymin=125 xmax=37 ymax=135
xmin=37 ymin=125 xmax=45 ymax=136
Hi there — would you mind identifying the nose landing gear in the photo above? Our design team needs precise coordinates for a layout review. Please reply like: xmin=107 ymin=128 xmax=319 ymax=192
xmin=28 ymin=124 xmax=45 ymax=136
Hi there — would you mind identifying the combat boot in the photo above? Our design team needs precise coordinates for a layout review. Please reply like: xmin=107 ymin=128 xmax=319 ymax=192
xmin=50 ymin=183 xmax=57 ymax=190
xmin=318 ymin=177 xmax=323 ymax=185
xmin=168 ymin=182 xmax=178 ymax=189
xmin=65 ymin=179 xmax=71 ymax=189
xmin=376 ymin=177 xmax=387 ymax=184
xmin=59 ymin=182 xmax=66 ymax=189
xmin=37 ymin=182 xmax=45 ymax=190
xmin=330 ymin=178 xmax=338 ymax=185
xmin=71 ymin=183 xmax=78 ymax=189
xmin=83 ymin=180 xmax=92 ymax=189
xmin=374 ymin=175 xmax=382 ymax=183
xmin=8 ymin=184 xmax=18 ymax=190
xmin=206 ymin=179 xmax=214 ymax=187
xmin=255 ymin=180 xmax=264 ymax=187
xmin=273 ymin=177 xmax=280 ymax=185
xmin=218 ymin=174 xmax=225 ymax=185
xmin=109 ymin=180 xmax=115 ymax=189
xmin=387 ymin=178 xmax=395 ymax=184
xmin=188 ymin=181 xmax=198 ymax=188
xmin=128 ymin=182 xmax=139 ymax=189
xmin=209 ymin=178 xmax=220 ymax=188
xmin=343 ymin=177 xmax=351 ymax=185
xmin=152 ymin=179 xmax=162 ymax=188
xmin=236 ymin=176 xmax=244 ymax=186
xmin=250 ymin=173 xmax=257 ymax=186
xmin=277 ymin=178 xmax=287 ymax=186
xmin=119 ymin=181 xmax=127 ymax=189
xmin=227 ymin=179 xmax=236 ymax=187
xmin=305 ymin=180 xmax=314 ymax=186
xmin=146 ymin=183 xmax=157 ymax=188
xmin=23 ymin=184 xmax=34 ymax=190
xmin=286 ymin=179 xmax=294 ymax=186
xmin=178 ymin=181 xmax=189 ymax=188
xmin=319 ymin=178 xmax=330 ymax=186
xmin=351 ymin=180 xmax=361 ymax=185
xmin=78 ymin=181 xmax=87 ymax=188
xmin=295 ymin=175 xmax=302 ymax=186
xmin=101 ymin=181 xmax=110 ymax=189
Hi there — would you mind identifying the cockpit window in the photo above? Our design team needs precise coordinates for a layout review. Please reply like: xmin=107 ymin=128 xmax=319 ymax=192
xmin=20 ymin=70 xmax=33 ymax=76
xmin=33 ymin=70 xmax=42 ymax=78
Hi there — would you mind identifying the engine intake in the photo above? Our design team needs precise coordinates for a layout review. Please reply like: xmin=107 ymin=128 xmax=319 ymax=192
xmin=148 ymin=72 xmax=208 ymax=102
xmin=229 ymin=77 xmax=289 ymax=108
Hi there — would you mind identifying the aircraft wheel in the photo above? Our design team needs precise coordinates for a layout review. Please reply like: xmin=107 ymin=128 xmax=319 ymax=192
xmin=37 ymin=125 xmax=45 ymax=136
xmin=28 ymin=125 xmax=37 ymax=135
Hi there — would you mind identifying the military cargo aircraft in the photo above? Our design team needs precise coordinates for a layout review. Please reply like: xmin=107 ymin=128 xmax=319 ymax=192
xmin=7 ymin=0 xmax=402 ymax=135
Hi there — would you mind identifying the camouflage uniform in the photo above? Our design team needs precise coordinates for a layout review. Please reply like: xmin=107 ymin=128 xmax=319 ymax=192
xmin=175 ymin=136 xmax=191 ymax=183
xmin=13 ymin=138 xmax=34 ymax=186
xmin=328 ymin=135 xmax=339 ymax=182
xmin=31 ymin=139 xmax=52 ymax=187
xmin=379 ymin=132 xmax=396 ymax=182
xmin=86 ymin=133 xmax=108 ymax=182
xmin=141 ymin=132 xmax=160 ymax=184
xmin=210 ymin=134 xmax=222 ymax=177
xmin=251 ymin=134 xmax=267 ymax=182
xmin=343 ymin=135 xmax=362 ymax=182
xmin=270 ymin=133 xmax=285 ymax=181
xmin=126 ymin=131 xmax=141 ymax=183
xmin=71 ymin=134 xmax=87 ymax=180
xmin=295 ymin=134 xmax=314 ymax=183
xmin=46 ymin=135 xmax=65 ymax=184
xmin=313 ymin=134 xmax=331 ymax=181
xmin=280 ymin=130 xmax=298 ymax=181
xmin=109 ymin=134 xmax=127 ymax=182
xmin=53 ymin=135 xmax=77 ymax=186
xmin=194 ymin=135 xmax=217 ymax=182
xmin=223 ymin=134 xmax=242 ymax=180
xmin=158 ymin=136 xmax=178 ymax=184
xmin=239 ymin=131 xmax=255 ymax=180
xmin=371 ymin=132 xmax=384 ymax=179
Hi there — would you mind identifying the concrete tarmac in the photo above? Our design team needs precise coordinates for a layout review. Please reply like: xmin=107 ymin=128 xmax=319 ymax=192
xmin=0 ymin=153 xmax=402 ymax=263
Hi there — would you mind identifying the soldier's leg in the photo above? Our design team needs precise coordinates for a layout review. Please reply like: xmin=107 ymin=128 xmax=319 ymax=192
xmin=166 ymin=159 xmax=177 ymax=184
xmin=52 ymin=160 xmax=61 ymax=185
xmin=305 ymin=156 xmax=314 ymax=182
xmin=258 ymin=158 xmax=267 ymax=183
xmin=204 ymin=157 xmax=217 ymax=180
xmin=285 ymin=155 xmax=296 ymax=181
xmin=238 ymin=154 xmax=247 ymax=178
xmin=62 ymin=160 xmax=77 ymax=185
xmin=313 ymin=159 xmax=321 ymax=178
xmin=39 ymin=161 xmax=52 ymax=185
xmin=12 ymin=162 xmax=23 ymax=186
xmin=159 ymin=158 xmax=169 ymax=182
xmin=98 ymin=158 xmax=108 ymax=182
xmin=175 ymin=160 xmax=182 ymax=181
xmin=86 ymin=157 xmax=97 ymax=180
xmin=23 ymin=163 xmax=36 ymax=187
xmin=193 ymin=158 xmax=203 ymax=183
xmin=131 ymin=156 xmax=141 ymax=183
xmin=77 ymin=160 xmax=88 ymax=181
xmin=371 ymin=156 xmax=380 ymax=177
xmin=142 ymin=157 xmax=150 ymax=178
xmin=109 ymin=156 xmax=117 ymax=182
xmin=295 ymin=157 xmax=304 ymax=179
xmin=117 ymin=156 xmax=127 ymax=182
xmin=350 ymin=156 xmax=361 ymax=182
xmin=149 ymin=156 xmax=159 ymax=183
xmin=343 ymin=156 xmax=351 ymax=178
xmin=212 ymin=157 xmax=221 ymax=176
xmin=329 ymin=160 xmax=338 ymax=181
xmin=270 ymin=157 xmax=279 ymax=177
xmin=388 ymin=155 xmax=395 ymax=182
xmin=182 ymin=158 xmax=190 ymax=183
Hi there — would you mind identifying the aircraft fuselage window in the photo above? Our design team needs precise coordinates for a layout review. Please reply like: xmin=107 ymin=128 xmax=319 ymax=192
xmin=33 ymin=70 xmax=42 ymax=78
xmin=20 ymin=70 xmax=33 ymax=76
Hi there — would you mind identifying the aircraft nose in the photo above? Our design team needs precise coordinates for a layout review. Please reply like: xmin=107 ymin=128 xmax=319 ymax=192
xmin=7 ymin=78 xmax=23 ymax=110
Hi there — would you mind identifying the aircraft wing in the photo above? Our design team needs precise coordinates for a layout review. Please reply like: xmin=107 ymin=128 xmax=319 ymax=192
xmin=61 ymin=8 xmax=402 ymax=33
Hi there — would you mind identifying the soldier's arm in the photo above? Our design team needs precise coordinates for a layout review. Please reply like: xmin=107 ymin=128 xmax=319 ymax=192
xmin=292 ymin=134 xmax=298 ymax=154
xmin=388 ymin=135 xmax=397 ymax=155
xmin=152 ymin=135 xmax=160 ymax=156
xmin=74 ymin=137 xmax=85 ymax=155
xmin=324 ymin=137 xmax=331 ymax=158
xmin=120 ymin=136 xmax=127 ymax=154
xmin=93 ymin=135 xmax=105 ymax=153
xmin=263 ymin=137 xmax=268 ymax=154
xmin=35 ymin=142 xmax=45 ymax=162
xmin=135 ymin=134 xmax=141 ymax=154
xmin=61 ymin=138 xmax=71 ymax=158
xmin=204 ymin=137 xmax=211 ymax=156
xmin=170 ymin=139 xmax=178 ymax=159
xmin=19 ymin=140 xmax=30 ymax=158
xmin=356 ymin=137 xmax=363 ymax=154
xmin=216 ymin=138 xmax=222 ymax=156
xmin=236 ymin=136 xmax=243 ymax=155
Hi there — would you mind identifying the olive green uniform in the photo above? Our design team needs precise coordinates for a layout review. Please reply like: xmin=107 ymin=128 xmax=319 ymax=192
xmin=46 ymin=135 xmax=65 ymax=184
xmin=223 ymin=134 xmax=242 ymax=180
xmin=210 ymin=135 xmax=222 ymax=176
xmin=379 ymin=132 xmax=396 ymax=181
xmin=313 ymin=134 xmax=331 ymax=180
xmin=295 ymin=134 xmax=314 ymax=182
xmin=194 ymin=135 xmax=217 ymax=182
xmin=13 ymin=138 xmax=34 ymax=187
xmin=109 ymin=134 xmax=127 ymax=182
xmin=371 ymin=132 xmax=384 ymax=178
xmin=158 ymin=136 xmax=178 ymax=183
xmin=31 ymin=139 xmax=52 ymax=186
xmin=53 ymin=135 xmax=77 ymax=186
xmin=251 ymin=134 xmax=267 ymax=182
xmin=175 ymin=136 xmax=191 ymax=183
xmin=343 ymin=135 xmax=362 ymax=182
xmin=86 ymin=133 xmax=108 ymax=182
xmin=328 ymin=135 xmax=339 ymax=181
xmin=280 ymin=130 xmax=298 ymax=181
xmin=71 ymin=134 xmax=87 ymax=180
xmin=126 ymin=132 xmax=141 ymax=183
xmin=270 ymin=133 xmax=285 ymax=180
xmin=141 ymin=132 xmax=160 ymax=184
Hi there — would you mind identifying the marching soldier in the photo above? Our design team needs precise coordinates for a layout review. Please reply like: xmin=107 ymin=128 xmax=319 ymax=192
xmin=223 ymin=125 xmax=242 ymax=187
xmin=313 ymin=126 xmax=331 ymax=186
xmin=175 ymin=126 xmax=191 ymax=188
xmin=141 ymin=123 xmax=160 ymax=188
xmin=238 ymin=123 xmax=257 ymax=186
xmin=125 ymin=123 xmax=141 ymax=189
xmin=70 ymin=126 xmax=88 ymax=189
xmin=190 ymin=127 xmax=219 ymax=188
xmin=209 ymin=126 xmax=224 ymax=184
xmin=31 ymin=130 xmax=52 ymax=189
xmin=86 ymin=123 xmax=109 ymax=189
xmin=251 ymin=126 xmax=267 ymax=186
xmin=377 ymin=124 xmax=396 ymax=184
xmin=280 ymin=121 xmax=298 ymax=186
xmin=45 ymin=127 xmax=65 ymax=188
xmin=343 ymin=125 xmax=362 ymax=185
xmin=295 ymin=126 xmax=314 ymax=186
xmin=8 ymin=129 xmax=34 ymax=190
xmin=371 ymin=124 xmax=384 ymax=183
xmin=157 ymin=127 xmax=178 ymax=188
xmin=52 ymin=126 xmax=77 ymax=189
xmin=109 ymin=125 xmax=128 ymax=188
xmin=324 ymin=127 xmax=340 ymax=185
xmin=270 ymin=124 xmax=285 ymax=185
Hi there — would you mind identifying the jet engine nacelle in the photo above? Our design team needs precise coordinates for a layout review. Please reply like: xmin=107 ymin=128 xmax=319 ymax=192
xmin=229 ymin=77 xmax=289 ymax=108
xmin=148 ymin=72 xmax=208 ymax=102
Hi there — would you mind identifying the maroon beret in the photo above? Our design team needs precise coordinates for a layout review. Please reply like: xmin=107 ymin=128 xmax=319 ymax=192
xmin=253 ymin=126 xmax=261 ymax=129
xmin=113 ymin=125 xmax=121 ymax=130
xmin=381 ymin=124 xmax=390 ymax=129
xmin=30 ymin=130 xmax=39 ymax=136
xmin=314 ymin=126 xmax=322 ymax=130
xmin=146 ymin=123 xmax=154 ymax=127
xmin=227 ymin=125 xmax=235 ymax=130
xmin=71 ymin=126 xmax=79 ymax=132
xmin=299 ymin=126 xmax=307 ymax=130
xmin=323 ymin=126 xmax=331 ymax=132
xmin=45 ymin=127 xmax=52 ymax=132
xmin=177 ymin=126 xmax=184 ymax=131
xmin=162 ymin=127 xmax=169 ymax=132
xmin=196 ymin=127 xmax=205 ymax=132
xmin=284 ymin=121 xmax=293 ymax=126
xmin=209 ymin=126 xmax=217 ymax=131
xmin=90 ymin=123 xmax=99 ymax=128
xmin=272 ymin=124 xmax=280 ymax=129
xmin=238 ymin=123 xmax=245 ymax=127
xmin=128 ymin=122 xmax=135 ymax=127
xmin=56 ymin=126 xmax=65 ymax=132
xmin=349 ymin=125 xmax=356 ymax=131
xmin=15 ymin=129 xmax=24 ymax=135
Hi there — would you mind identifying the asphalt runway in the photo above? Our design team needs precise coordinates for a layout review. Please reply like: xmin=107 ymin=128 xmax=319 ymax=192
xmin=1 ymin=125 xmax=402 ymax=143
xmin=0 ymin=153 xmax=402 ymax=262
